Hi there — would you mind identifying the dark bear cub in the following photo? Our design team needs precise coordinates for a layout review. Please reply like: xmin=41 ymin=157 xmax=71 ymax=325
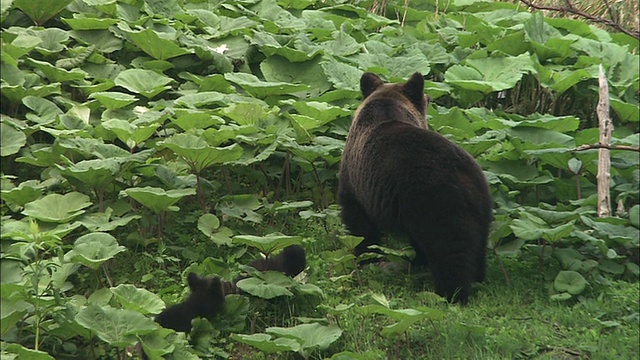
xmin=338 ymin=72 xmax=493 ymax=303
xmin=248 ymin=245 xmax=306 ymax=277
xmin=155 ymin=272 xmax=225 ymax=332
xmin=232 ymin=245 xmax=306 ymax=294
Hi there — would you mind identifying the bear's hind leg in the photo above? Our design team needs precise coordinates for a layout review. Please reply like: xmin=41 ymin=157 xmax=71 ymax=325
xmin=428 ymin=254 xmax=474 ymax=303
xmin=408 ymin=226 xmax=479 ymax=304
xmin=339 ymin=193 xmax=380 ymax=255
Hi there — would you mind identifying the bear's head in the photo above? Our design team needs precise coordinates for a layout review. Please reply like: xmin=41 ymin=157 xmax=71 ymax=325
xmin=186 ymin=272 xmax=225 ymax=320
xmin=359 ymin=72 xmax=428 ymax=127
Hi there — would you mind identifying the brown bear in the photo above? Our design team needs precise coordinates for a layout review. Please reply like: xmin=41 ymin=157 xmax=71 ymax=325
xmin=338 ymin=72 xmax=492 ymax=303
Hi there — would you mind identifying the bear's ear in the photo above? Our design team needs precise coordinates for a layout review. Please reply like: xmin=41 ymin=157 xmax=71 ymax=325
xmin=207 ymin=277 xmax=224 ymax=299
xmin=186 ymin=272 xmax=203 ymax=291
xmin=360 ymin=73 xmax=384 ymax=98
xmin=402 ymin=72 xmax=425 ymax=113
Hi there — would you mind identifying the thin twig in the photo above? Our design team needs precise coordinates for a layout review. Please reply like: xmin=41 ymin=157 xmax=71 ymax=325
xmin=519 ymin=0 xmax=639 ymax=40
xmin=570 ymin=143 xmax=640 ymax=152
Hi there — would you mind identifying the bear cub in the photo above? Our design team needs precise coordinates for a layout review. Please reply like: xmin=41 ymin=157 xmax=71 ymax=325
xmin=155 ymin=272 xmax=225 ymax=332
xmin=247 ymin=245 xmax=306 ymax=277
xmin=338 ymin=72 xmax=493 ymax=303
xmin=155 ymin=245 xmax=306 ymax=332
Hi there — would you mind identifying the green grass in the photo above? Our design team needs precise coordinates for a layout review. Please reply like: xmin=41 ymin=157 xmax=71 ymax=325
xmin=311 ymin=254 xmax=638 ymax=359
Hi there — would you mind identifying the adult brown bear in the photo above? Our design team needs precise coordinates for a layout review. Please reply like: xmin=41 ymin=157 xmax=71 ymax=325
xmin=338 ymin=72 xmax=492 ymax=303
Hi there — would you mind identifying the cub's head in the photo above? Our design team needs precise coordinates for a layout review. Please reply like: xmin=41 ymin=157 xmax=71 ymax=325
xmin=186 ymin=272 xmax=225 ymax=320
xmin=360 ymin=72 xmax=428 ymax=118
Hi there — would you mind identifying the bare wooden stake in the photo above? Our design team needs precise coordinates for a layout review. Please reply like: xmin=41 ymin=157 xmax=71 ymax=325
xmin=596 ymin=64 xmax=612 ymax=218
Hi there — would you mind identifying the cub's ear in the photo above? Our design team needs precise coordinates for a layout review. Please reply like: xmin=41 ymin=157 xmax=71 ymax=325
xmin=360 ymin=73 xmax=384 ymax=98
xmin=186 ymin=272 xmax=203 ymax=291
xmin=402 ymin=72 xmax=426 ymax=113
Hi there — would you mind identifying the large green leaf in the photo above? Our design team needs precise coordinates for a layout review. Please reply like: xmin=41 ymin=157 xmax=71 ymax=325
xmin=320 ymin=56 xmax=363 ymax=92
xmin=1 ymin=299 xmax=32 ymax=336
xmin=266 ymin=323 xmax=343 ymax=351
xmin=445 ymin=53 xmax=536 ymax=93
xmin=2 ymin=343 xmax=54 ymax=360
xmin=236 ymin=273 xmax=294 ymax=299
xmin=251 ymin=31 xmax=322 ymax=62
xmin=159 ymin=133 xmax=243 ymax=172
xmin=224 ymin=73 xmax=310 ymax=98
xmin=114 ymin=69 xmax=173 ymax=98
xmin=231 ymin=333 xmax=301 ymax=353
xmin=89 ymin=92 xmax=138 ymax=110
xmin=65 ymin=232 xmax=126 ymax=269
xmin=57 ymin=159 xmax=120 ymax=189
xmin=121 ymin=187 xmax=196 ymax=213
xmin=118 ymin=25 xmax=191 ymax=60
xmin=110 ymin=284 xmax=165 ymax=315
xmin=510 ymin=212 xmax=575 ymax=243
xmin=553 ymin=270 xmax=588 ymax=295
xmin=100 ymin=119 xmax=160 ymax=148
xmin=233 ymin=233 xmax=302 ymax=255
xmin=260 ymin=55 xmax=332 ymax=97
xmin=0 ymin=122 xmax=26 ymax=156
xmin=0 ymin=180 xmax=42 ymax=207
xmin=75 ymin=304 xmax=157 ymax=348
xmin=22 ymin=192 xmax=91 ymax=223
xmin=14 ymin=0 xmax=73 ymax=25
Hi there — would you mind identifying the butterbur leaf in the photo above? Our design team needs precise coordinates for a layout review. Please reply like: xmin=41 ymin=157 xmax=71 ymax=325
xmin=217 ymin=294 xmax=249 ymax=332
xmin=14 ymin=0 xmax=73 ymax=25
xmin=224 ymin=72 xmax=309 ymax=98
xmin=1 ymin=299 xmax=32 ymax=336
xmin=0 ymin=180 xmax=42 ymax=207
xmin=110 ymin=284 xmax=165 ymax=315
xmin=66 ymin=232 xmax=126 ymax=269
xmin=445 ymin=53 xmax=536 ymax=93
xmin=22 ymin=192 xmax=91 ymax=223
xmin=216 ymin=194 xmax=263 ymax=223
xmin=337 ymin=235 xmax=364 ymax=250
xmin=121 ymin=187 xmax=196 ymax=214
xmin=554 ymin=270 xmax=588 ymax=295
xmin=321 ymin=57 xmax=363 ymax=92
xmin=57 ymin=159 xmax=120 ymax=189
xmin=160 ymin=134 xmax=243 ymax=172
xmin=236 ymin=276 xmax=294 ymax=299
xmin=120 ymin=26 xmax=191 ymax=60
xmin=62 ymin=16 xmax=119 ymax=30
xmin=75 ymin=304 xmax=157 ymax=348
xmin=89 ymin=92 xmax=138 ymax=109
xmin=114 ymin=69 xmax=173 ymax=98
xmin=266 ymin=323 xmax=343 ymax=351
xmin=231 ymin=333 xmax=301 ymax=353
xmin=0 ymin=122 xmax=27 ymax=156
xmin=197 ymin=213 xmax=220 ymax=237
xmin=233 ymin=233 xmax=302 ymax=255
xmin=22 ymin=95 xmax=63 ymax=125
xmin=2 ymin=343 xmax=54 ymax=360
xmin=26 ymin=58 xmax=87 ymax=82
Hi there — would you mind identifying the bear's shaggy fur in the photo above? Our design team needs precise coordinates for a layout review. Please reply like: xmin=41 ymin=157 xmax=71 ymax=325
xmin=338 ymin=72 xmax=493 ymax=303
xmin=155 ymin=272 xmax=225 ymax=332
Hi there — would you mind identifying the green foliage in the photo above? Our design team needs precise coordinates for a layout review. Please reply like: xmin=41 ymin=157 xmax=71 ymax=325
xmin=0 ymin=0 xmax=638 ymax=358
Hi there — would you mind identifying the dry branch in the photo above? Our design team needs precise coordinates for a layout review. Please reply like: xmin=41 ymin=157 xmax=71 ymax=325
xmin=596 ymin=64 xmax=612 ymax=218
xmin=518 ymin=0 xmax=640 ymax=40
